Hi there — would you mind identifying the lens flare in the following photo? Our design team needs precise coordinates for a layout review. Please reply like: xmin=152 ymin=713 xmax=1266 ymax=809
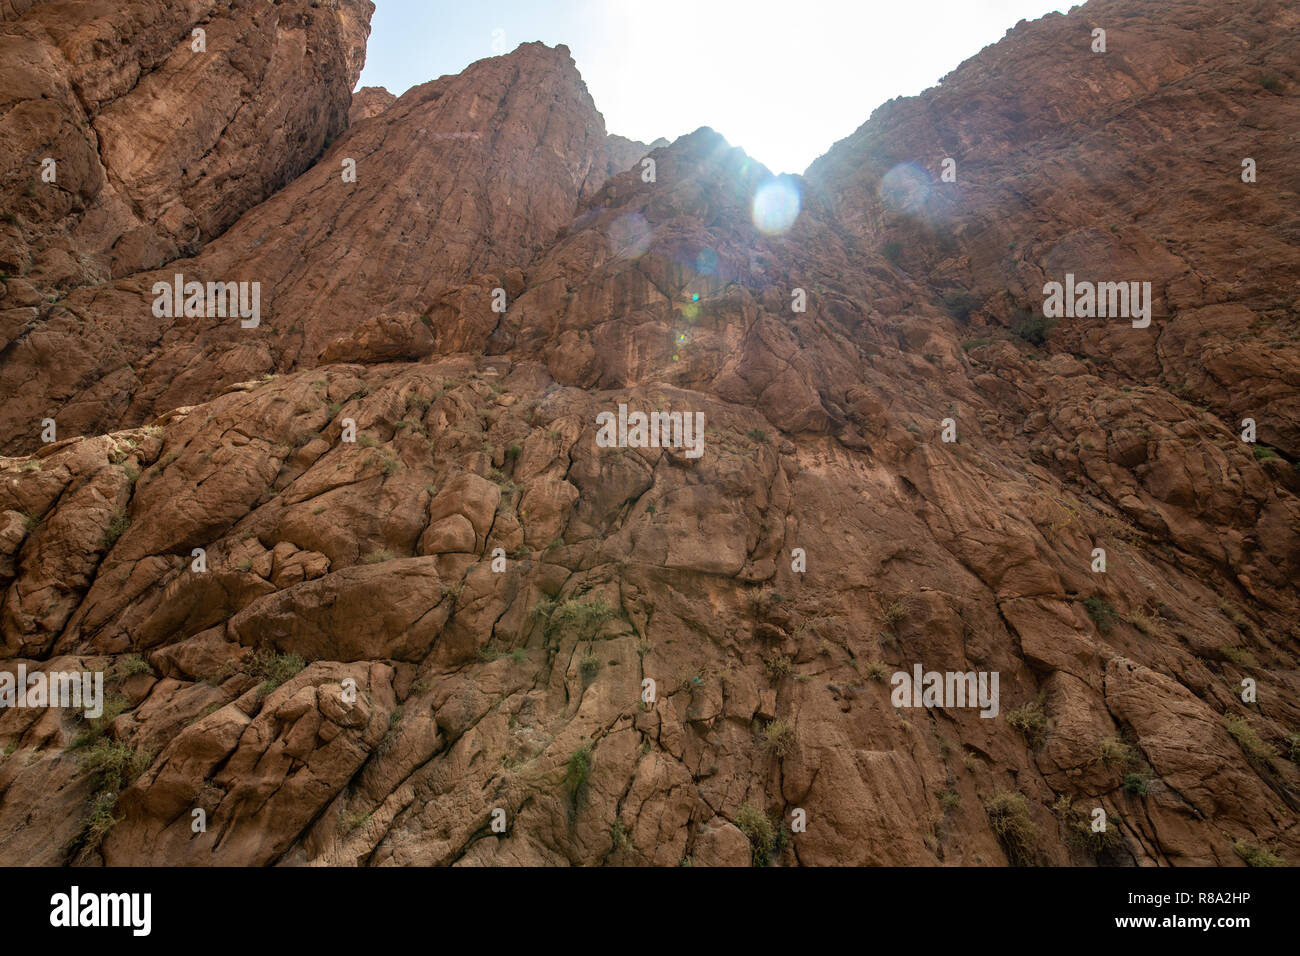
xmin=878 ymin=163 xmax=931 ymax=213
xmin=606 ymin=212 xmax=652 ymax=259
xmin=751 ymin=176 xmax=801 ymax=235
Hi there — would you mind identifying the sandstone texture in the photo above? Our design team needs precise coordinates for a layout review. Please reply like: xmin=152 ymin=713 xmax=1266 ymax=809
xmin=0 ymin=0 xmax=1297 ymax=868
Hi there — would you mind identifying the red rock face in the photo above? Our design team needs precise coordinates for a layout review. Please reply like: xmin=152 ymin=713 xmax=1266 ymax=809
xmin=0 ymin=0 xmax=1297 ymax=868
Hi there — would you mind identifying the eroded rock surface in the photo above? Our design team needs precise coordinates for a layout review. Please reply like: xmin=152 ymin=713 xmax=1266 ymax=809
xmin=0 ymin=0 xmax=1297 ymax=867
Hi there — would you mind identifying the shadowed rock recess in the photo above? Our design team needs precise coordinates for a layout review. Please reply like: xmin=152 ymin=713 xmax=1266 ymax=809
xmin=0 ymin=0 xmax=1297 ymax=867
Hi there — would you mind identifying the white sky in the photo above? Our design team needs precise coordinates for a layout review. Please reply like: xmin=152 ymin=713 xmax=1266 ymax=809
xmin=359 ymin=0 xmax=1073 ymax=175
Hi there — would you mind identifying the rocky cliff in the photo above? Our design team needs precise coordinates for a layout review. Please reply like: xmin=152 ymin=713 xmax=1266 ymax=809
xmin=0 ymin=0 xmax=1296 ymax=867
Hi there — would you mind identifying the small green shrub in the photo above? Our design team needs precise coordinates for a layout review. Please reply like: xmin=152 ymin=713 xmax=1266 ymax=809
xmin=1123 ymin=773 xmax=1150 ymax=796
xmin=1007 ymin=698 xmax=1048 ymax=748
xmin=115 ymin=654 xmax=151 ymax=678
xmin=1011 ymin=310 xmax=1056 ymax=346
xmin=103 ymin=507 xmax=131 ymax=548
xmin=1054 ymin=795 xmax=1124 ymax=855
xmin=1223 ymin=713 xmax=1275 ymax=763
xmin=882 ymin=598 xmax=909 ymax=629
xmin=735 ymin=801 xmax=777 ymax=866
xmin=1083 ymin=597 xmax=1119 ymax=634
xmin=1253 ymin=445 xmax=1278 ymax=461
xmin=579 ymin=649 xmax=600 ymax=681
xmin=549 ymin=597 xmax=615 ymax=639
xmin=247 ymin=648 xmax=305 ymax=690
xmin=82 ymin=738 xmax=153 ymax=791
xmin=564 ymin=740 xmax=593 ymax=797
xmin=764 ymin=655 xmax=794 ymax=680
xmin=1258 ymin=73 xmax=1282 ymax=92
xmin=942 ymin=291 xmax=980 ymax=321
xmin=342 ymin=810 xmax=372 ymax=832
xmin=759 ymin=720 xmax=796 ymax=757
xmin=1096 ymin=735 xmax=1137 ymax=768
xmin=1217 ymin=600 xmax=1258 ymax=639
xmin=984 ymin=791 xmax=1039 ymax=866
xmin=1235 ymin=840 xmax=1283 ymax=866
xmin=881 ymin=240 xmax=903 ymax=264
xmin=610 ymin=819 xmax=629 ymax=851
xmin=1220 ymin=644 xmax=1258 ymax=668
xmin=85 ymin=792 xmax=123 ymax=844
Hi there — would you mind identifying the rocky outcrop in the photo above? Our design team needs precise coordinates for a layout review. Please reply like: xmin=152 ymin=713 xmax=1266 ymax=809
xmin=0 ymin=0 xmax=1297 ymax=868
xmin=0 ymin=41 xmax=652 ymax=454
xmin=0 ymin=0 xmax=375 ymax=294
xmin=348 ymin=85 xmax=397 ymax=124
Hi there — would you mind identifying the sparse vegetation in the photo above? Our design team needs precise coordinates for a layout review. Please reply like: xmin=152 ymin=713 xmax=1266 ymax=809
xmin=82 ymin=738 xmax=153 ymax=792
xmin=882 ymin=598 xmax=909 ymax=630
xmin=942 ymin=290 xmax=980 ymax=321
xmin=579 ymin=649 xmax=600 ymax=681
xmin=1219 ymin=644 xmax=1259 ymax=668
xmin=764 ymin=655 xmax=794 ymax=680
xmin=548 ymin=597 xmax=615 ymax=640
xmin=610 ymin=819 xmax=629 ymax=852
xmin=1234 ymin=839 xmax=1283 ymax=867
xmin=102 ymin=507 xmax=131 ymax=548
xmin=759 ymin=719 xmax=796 ymax=757
xmin=1217 ymin=599 xmax=1257 ymax=639
xmin=564 ymin=740 xmax=593 ymax=798
xmin=865 ymin=660 xmax=890 ymax=682
xmin=115 ymin=654 xmax=151 ymax=678
xmin=364 ymin=548 xmax=397 ymax=564
xmin=246 ymin=648 xmax=306 ymax=691
xmin=1006 ymin=698 xmax=1048 ymax=748
xmin=746 ymin=427 xmax=769 ymax=443
xmin=85 ymin=791 xmax=123 ymax=844
xmin=984 ymin=791 xmax=1039 ymax=866
xmin=1223 ymin=713 xmax=1275 ymax=764
xmin=1083 ymin=597 xmax=1119 ymax=634
xmin=1096 ymin=735 xmax=1137 ymax=768
xmin=881 ymin=240 xmax=903 ymax=264
xmin=1053 ymin=794 xmax=1124 ymax=855
xmin=1258 ymin=73 xmax=1282 ymax=92
xmin=1011 ymin=310 xmax=1056 ymax=346
xmin=1124 ymin=611 xmax=1159 ymax=636
xmin=735 ymin=801 xmax=777 ymax=866
xmin=1123 ymin=773 xmax=1150 ymax=796
xmin=341 ymin=810 xmax=372 ymax=833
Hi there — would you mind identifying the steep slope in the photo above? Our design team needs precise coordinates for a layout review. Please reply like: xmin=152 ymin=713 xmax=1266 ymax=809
xmin=0 ymin=41 xmax=653 ymax=454
xmin=0 ymin=0 xmax=375 ymax=286
xmin=0 ymin=0 xmax=1297 ymax=868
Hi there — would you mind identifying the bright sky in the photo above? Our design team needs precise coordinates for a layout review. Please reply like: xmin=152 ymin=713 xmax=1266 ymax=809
xmin=358 ymin=0 xmax=1071 ymax=175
